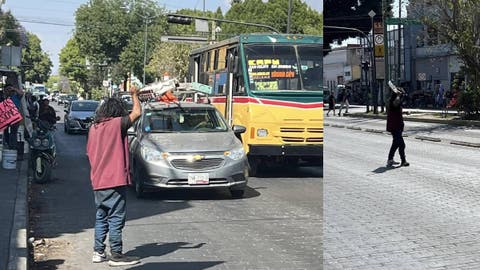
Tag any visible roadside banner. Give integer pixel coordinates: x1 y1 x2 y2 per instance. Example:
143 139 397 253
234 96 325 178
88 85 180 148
0 98 23 132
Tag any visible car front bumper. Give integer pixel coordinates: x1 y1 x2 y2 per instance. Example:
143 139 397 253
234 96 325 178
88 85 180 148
134 156 248 190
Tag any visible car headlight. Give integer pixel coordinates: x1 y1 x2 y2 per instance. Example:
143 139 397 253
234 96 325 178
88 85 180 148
257 128 268 137
33 138 41 147
41 138 50 147
224 147 245 160
141 145 168 162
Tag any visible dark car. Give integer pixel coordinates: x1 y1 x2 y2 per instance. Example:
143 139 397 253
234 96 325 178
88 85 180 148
63 94 78 107
64 100 99 134
128 101 248 198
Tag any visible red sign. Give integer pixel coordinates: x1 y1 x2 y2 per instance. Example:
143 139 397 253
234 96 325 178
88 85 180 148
0 98 23 132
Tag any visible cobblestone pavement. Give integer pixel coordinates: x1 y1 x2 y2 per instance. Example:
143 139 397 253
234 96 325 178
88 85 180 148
324 126 480 270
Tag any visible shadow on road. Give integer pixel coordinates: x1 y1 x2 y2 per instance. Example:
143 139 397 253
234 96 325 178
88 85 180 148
371 165 399 174
127 261 224 270
255 165 322 178
129 185 261 201
126 242 206 259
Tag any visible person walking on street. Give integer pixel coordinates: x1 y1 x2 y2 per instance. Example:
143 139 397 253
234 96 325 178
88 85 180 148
86 86 142 267
386 88 409 167
326 92 336 116
338 87 350 116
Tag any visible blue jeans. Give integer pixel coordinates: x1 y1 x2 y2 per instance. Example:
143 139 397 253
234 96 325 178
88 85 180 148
93 186 127 254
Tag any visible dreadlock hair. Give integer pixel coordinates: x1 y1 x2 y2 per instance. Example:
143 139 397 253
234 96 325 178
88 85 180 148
94 97 129 124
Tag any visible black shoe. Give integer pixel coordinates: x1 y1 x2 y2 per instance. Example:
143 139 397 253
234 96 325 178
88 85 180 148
401 161 410 167
108 252 140 267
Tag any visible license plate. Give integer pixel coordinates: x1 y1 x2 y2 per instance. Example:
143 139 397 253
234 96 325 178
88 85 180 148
188 173 209 185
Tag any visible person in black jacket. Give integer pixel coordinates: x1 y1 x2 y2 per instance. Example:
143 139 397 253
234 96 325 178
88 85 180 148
386 89 409 167
38 99 57 126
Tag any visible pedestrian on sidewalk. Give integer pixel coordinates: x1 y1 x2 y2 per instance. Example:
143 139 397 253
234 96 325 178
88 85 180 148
2 84 24 150
338 86 350 116
326 92 336 116
386 87 409 167
86 85 142 267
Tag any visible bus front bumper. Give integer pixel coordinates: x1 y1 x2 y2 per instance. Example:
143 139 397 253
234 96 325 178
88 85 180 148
248 144 322 157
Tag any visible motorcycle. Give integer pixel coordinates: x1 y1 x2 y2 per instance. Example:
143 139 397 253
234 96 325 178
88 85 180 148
28 118 58 183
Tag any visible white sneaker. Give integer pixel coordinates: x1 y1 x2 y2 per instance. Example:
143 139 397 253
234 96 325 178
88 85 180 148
92 251 107 263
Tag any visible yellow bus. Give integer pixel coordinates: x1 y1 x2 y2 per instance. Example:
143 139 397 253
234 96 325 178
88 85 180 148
188 34 323 175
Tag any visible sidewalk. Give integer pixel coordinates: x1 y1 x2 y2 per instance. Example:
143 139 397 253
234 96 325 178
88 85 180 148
0 156 28 270
326 105 480 148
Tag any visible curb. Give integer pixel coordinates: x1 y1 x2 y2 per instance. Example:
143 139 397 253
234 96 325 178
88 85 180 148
7 160 28 270
450 140 480 148
414 136 441 142
348 112 480 127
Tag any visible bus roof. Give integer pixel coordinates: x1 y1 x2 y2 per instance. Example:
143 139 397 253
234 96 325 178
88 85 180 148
189 33 323 55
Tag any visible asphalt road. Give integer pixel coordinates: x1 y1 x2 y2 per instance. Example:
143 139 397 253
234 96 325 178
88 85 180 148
324 124 480 270
29 103 323 270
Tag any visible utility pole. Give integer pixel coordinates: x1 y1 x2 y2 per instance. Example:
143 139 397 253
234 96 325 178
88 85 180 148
369 10 378 114
143 17 148 86
287 0 292 34
397 0 402 85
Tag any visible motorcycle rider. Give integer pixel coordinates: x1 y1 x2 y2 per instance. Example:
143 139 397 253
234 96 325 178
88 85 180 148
38 99 57 126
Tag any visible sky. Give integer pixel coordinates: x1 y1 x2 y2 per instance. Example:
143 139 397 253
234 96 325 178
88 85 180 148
2 0 323 76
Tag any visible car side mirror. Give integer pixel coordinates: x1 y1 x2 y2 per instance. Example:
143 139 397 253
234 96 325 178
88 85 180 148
232 125 246 134
127 126 136 136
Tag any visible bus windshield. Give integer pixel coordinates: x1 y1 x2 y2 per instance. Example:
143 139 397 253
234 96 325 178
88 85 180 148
244 44 322 91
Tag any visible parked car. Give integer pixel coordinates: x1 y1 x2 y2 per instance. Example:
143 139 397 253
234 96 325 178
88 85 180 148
64 100 99 134
128 101 248 198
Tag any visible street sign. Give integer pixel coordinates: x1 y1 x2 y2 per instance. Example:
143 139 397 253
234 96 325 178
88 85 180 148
375 45 384 57
386 18 422 25
417 72 427 81
195 19 209 32
374 34 384 45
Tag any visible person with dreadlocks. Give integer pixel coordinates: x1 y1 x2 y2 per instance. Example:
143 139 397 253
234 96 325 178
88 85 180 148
86 85 141 266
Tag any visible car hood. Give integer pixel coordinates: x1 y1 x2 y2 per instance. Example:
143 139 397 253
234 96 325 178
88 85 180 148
69 111 95 120
141 132 241 152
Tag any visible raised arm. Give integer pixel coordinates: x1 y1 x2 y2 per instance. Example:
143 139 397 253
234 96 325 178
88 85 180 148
128 86 142 123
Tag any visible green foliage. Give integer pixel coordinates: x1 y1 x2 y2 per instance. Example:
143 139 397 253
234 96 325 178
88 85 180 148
221 0 322 37
0 9 22 46
89 87 105 101
21 33 52 83
45 75 59 91
59 38 88 86
146 42 199 81
416 1 480 116
456 86 480 119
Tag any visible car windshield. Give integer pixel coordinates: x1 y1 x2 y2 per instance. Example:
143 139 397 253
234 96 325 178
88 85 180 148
66 95 77 100
244 44 323 91
142 107 228 133
71 101 99 111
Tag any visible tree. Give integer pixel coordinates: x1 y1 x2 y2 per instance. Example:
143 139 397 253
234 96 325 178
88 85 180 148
412 0 480 118
146 42 198 81
21 33 52 83
324 0 393 54
221 0 322 37
74 0 144 64
59 38 88 87
0 9 22 46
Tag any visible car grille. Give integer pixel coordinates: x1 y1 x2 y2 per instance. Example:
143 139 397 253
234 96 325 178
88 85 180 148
170 158 224 170
280 127 324 143
166 178 228 185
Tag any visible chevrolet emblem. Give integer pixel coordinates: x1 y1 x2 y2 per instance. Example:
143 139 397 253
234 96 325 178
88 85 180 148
193 155 204 161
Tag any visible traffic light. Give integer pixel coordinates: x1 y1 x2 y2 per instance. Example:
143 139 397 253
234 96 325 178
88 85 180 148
167 14 193 25
361 61 370 70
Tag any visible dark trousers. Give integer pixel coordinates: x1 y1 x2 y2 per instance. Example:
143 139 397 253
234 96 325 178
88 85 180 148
388 131 406 162
3 122 19 149
93 186 127 254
